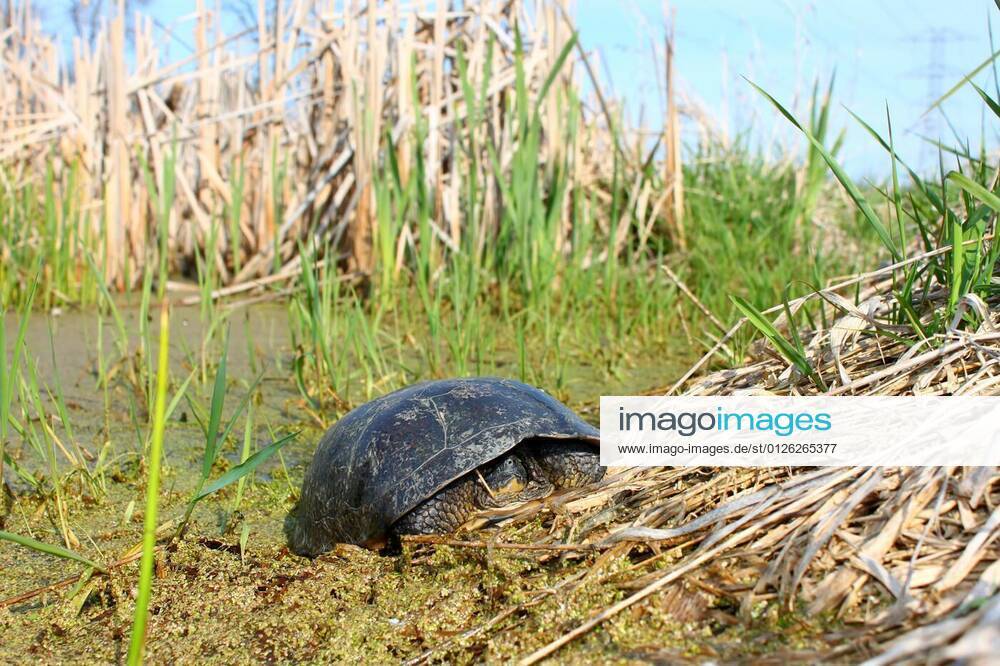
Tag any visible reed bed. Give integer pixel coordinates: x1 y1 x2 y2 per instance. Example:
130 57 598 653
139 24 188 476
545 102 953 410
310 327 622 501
0 0 684 295
0 0 849 415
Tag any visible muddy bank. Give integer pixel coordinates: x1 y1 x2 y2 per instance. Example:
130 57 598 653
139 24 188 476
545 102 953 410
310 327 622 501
2 302 755 663
1 480 836 664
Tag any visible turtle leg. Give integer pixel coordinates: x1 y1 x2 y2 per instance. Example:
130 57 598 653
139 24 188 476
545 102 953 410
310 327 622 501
393 453 533 534
393 475 480 535
516 455 555 501
527 439 605 488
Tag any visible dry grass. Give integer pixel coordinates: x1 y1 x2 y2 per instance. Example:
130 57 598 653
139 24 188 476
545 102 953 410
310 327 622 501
0 0 685 290
683 240 1000 398
399 250 1000 664
492 465 997 664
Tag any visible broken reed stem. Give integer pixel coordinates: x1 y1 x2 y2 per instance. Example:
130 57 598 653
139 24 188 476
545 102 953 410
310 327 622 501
662 264 726 333
400 535 601 552
662 2 685 250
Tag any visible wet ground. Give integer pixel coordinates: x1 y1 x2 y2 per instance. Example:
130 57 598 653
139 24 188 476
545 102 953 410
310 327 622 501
0 497 837 663
0 303 835 663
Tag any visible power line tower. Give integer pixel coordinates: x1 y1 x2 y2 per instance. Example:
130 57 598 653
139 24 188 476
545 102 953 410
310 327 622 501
905 28 974 171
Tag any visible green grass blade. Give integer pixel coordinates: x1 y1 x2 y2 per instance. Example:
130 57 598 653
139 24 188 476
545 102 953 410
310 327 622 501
532 32 578 119
202 331 230 481
885 105 907 256
192 432 297 503
731 295 820 384
232 404 254 512
947 171 1000 212
2 451 40 489
165 369 196 425
1 264 41 489
6 265 41 418
746 79 901 261
84 252 128 355
0 306 6 438
0 530 107 573
924 48 1000 115
948 210 964 314
127 302 172 665
971 82 1000 118
216 372 264 451
844 107 937 202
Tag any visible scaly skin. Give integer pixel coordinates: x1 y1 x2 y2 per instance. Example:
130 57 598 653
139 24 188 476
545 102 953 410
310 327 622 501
394 451 528 534
393 440 604 536
529 439 605 488
392 474 482 534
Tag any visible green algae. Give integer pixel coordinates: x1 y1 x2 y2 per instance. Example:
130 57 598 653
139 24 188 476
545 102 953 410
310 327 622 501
0 304 844 663
0 467 845 664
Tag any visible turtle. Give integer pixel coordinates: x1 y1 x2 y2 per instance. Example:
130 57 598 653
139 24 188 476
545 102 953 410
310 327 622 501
286 377 604 555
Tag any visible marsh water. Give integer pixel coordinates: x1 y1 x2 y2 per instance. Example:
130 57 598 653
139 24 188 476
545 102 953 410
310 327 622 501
3 303 301 490
2 298 687 483
0 299 726 663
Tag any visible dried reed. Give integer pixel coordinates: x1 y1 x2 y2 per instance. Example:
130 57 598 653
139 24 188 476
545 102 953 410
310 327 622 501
0 0 678 291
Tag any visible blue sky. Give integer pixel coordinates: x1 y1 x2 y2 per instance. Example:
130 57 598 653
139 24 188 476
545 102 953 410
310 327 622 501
574 0 998 177
46 1 998 177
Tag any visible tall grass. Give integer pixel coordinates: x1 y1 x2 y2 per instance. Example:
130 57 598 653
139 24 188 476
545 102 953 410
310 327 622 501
0 3 871 422
126 300 171 665
285 29 710 413
731 57 1000 373
176 330 288 539
0 267 40 502
2 0 640 294
0 164 97 309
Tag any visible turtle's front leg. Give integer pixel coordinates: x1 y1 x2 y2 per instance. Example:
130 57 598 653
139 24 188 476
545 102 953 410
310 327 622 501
393 476 479 535
528 440 605 488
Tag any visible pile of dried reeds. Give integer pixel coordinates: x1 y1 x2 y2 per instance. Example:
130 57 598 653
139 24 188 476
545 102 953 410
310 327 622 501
421 252 1000 663
0 0 686 290
510 465 998 663
675 241 1000 398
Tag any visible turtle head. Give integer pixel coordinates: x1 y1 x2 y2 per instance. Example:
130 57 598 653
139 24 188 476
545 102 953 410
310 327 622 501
285 498 336 557
478 453 529 504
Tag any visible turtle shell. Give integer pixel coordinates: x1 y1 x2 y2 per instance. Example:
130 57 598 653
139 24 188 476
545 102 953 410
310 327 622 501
288 377 599 553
